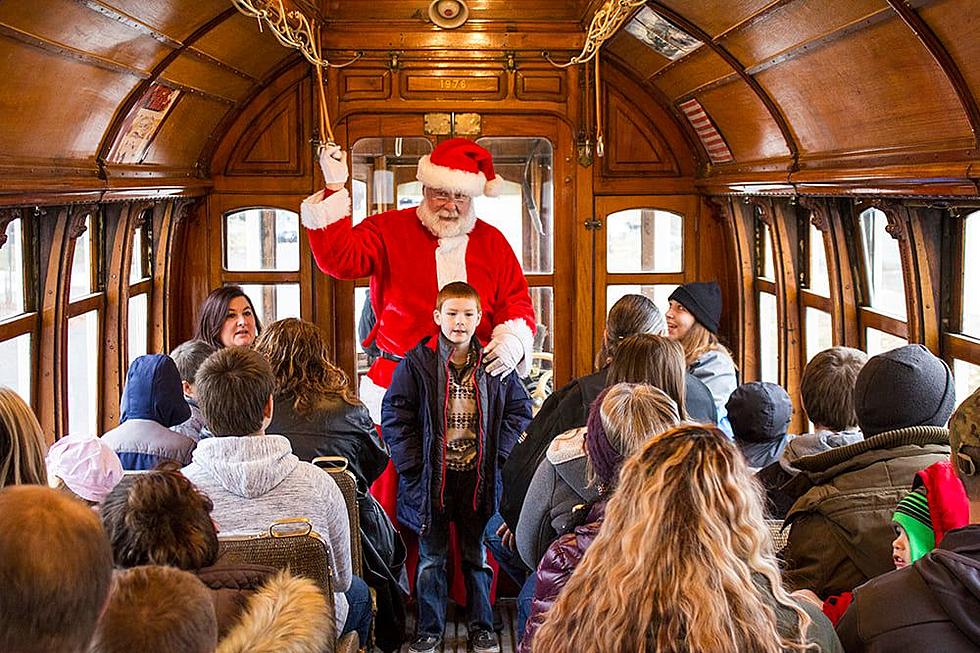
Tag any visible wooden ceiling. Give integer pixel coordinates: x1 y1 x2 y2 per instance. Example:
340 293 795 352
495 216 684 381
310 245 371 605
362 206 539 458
0 0 977 200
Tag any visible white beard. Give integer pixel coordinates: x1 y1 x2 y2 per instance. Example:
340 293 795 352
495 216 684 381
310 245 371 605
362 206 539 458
417 201 477 239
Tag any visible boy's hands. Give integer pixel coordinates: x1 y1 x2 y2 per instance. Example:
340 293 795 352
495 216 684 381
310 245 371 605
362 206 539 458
496 521 516 550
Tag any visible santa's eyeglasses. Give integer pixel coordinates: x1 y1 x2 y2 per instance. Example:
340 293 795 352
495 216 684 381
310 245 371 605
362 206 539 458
424 188 472 205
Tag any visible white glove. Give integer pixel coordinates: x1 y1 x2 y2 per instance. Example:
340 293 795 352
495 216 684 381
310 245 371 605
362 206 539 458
318 144 349 186
484 331 524 377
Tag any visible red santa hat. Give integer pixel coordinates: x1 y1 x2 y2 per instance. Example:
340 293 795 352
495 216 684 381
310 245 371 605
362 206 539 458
416 138 504 197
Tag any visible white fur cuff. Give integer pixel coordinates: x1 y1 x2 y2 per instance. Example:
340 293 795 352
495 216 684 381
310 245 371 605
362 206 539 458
301 188 351 230
493 318 535 378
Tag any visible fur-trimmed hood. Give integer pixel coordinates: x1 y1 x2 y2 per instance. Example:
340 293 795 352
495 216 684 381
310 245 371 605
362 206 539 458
218 571 333 653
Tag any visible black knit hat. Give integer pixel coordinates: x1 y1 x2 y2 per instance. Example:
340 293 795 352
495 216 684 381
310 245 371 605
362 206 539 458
726 381 793 443
669 281 722 334
854 344 955 437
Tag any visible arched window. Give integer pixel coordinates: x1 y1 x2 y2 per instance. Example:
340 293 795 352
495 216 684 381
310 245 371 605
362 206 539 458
755 215 778 382
802 222 833 363
0 213 35 404
950 210 980 405
127 210 152 365
857 207 907 355
66 211 103 435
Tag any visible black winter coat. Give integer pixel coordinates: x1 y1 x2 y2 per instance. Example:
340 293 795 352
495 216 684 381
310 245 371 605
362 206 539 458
381 335 532 535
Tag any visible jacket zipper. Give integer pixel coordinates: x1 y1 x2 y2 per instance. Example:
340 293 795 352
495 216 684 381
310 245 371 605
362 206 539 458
438 356 451 511
472 350 484 512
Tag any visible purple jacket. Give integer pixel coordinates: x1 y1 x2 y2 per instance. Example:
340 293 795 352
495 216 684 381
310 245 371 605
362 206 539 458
519 503 605 653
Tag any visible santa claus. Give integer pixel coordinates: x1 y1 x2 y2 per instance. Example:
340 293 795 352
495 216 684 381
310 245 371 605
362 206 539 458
300 138 536 423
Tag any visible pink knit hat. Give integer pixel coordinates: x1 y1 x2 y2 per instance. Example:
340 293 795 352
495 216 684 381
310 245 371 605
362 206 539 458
46 434 124 503
416 138 504 197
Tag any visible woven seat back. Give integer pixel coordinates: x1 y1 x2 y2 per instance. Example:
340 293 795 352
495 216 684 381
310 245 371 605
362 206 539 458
313 456 363 577
765 518 789 553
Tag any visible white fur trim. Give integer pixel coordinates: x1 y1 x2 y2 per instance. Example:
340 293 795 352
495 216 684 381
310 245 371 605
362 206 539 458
435 235 469 289
300 188 351 230
484 175 506 197
416 154 486 197
359 374 388 425
493 318 535 377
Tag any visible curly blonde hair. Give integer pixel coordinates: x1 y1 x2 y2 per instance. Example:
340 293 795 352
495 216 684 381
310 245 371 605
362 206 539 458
253 318 358 414
532 424 813 653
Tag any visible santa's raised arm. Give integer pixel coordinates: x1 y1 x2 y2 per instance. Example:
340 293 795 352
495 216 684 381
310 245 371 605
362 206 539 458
300 138 536 422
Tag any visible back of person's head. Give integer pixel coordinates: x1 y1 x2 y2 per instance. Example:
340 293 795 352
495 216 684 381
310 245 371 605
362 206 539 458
171 340 217 385
584 383 680 491
800 346 867 432
0 485 113 653
0 387 47 487
606 333 687 417
726 381 793 443
119 354 191 428
534 424 812 653
950 386 980 503
596 294 665 368
46 434 123 505
854 344 955 437
194 285 263 350
196 347 275 436
89 565 218 653
100 464 218 570
253 318 357 413
435 281 482 311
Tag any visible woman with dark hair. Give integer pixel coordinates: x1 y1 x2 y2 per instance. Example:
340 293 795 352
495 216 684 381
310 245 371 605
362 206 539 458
194 285 262 349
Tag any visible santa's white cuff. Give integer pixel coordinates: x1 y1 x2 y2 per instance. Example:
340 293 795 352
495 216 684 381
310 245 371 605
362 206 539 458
301 188 351 230
493 318 534 378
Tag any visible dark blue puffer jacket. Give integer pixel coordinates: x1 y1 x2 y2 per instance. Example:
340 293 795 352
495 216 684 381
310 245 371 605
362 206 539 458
381 335 532 535
101 354 194 470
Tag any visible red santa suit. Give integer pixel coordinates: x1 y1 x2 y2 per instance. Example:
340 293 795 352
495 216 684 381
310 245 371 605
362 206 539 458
300 138 536 423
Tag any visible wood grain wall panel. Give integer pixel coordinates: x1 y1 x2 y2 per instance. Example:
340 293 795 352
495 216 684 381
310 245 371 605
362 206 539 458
755 17 974 157
656 0 778 38
0 0 172 73
102 0 230 41
338 68 392 101
0 39 136 162
159 54 253 103
190 13 292 80
920 0 980 116
697 80 791 161
602 86 680 177
141 94 230 166
226 84 304 175
721 0 886 69
514 70 565 102
652 47 734 101
606 32 672 80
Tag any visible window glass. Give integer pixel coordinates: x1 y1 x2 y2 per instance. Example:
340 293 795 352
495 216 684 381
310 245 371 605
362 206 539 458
758 222 775 280
68 310 99 435
128 293 148 365
528 287 555 405
225 209 299 272
809 224 830 297
238 284 300 326
805 307 833 364
605 209 683 273
954 359 980 408
354 287 374 377
860 208 906 319
865 327 906 357
69 215 94 301
963 211 980 337
474 137 554 275
759 292 778 383
129 224 151 283
606 284 678 328
0 333 32 403
0 218 25 320
397 181 424 210
351 137 434 218
352 179 368 225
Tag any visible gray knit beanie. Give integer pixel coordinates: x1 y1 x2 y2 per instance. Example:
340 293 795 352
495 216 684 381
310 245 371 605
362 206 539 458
854 344 955 437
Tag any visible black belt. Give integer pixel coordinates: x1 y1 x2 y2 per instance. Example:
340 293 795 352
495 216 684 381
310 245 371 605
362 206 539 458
380 351 403 363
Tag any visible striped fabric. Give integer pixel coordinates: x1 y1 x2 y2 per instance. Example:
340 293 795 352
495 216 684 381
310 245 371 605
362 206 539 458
895 486 932 528
678 98 735 164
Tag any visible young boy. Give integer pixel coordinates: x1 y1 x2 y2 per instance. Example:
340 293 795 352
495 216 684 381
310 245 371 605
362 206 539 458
382 282 533 653
170 339 216 441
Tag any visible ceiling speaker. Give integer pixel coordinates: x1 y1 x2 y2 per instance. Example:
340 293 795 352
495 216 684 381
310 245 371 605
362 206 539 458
428 0 469 29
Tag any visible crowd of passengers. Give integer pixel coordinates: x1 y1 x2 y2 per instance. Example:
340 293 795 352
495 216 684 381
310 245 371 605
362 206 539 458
2 280 980 653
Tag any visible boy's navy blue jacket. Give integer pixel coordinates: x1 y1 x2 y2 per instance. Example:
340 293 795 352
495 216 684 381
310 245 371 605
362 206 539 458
381 334 532 535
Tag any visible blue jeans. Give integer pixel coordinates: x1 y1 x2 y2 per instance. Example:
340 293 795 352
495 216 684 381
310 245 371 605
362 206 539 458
482 512 536 640
342 575 372 644
416 470 494 637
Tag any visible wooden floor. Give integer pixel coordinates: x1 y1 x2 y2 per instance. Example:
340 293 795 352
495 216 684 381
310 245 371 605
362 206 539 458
395 599 520 653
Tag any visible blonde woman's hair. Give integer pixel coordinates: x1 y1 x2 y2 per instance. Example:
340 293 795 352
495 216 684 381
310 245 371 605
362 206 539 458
677 319 730 367
0 387 47 487
533 424 814 653
253 318 358 414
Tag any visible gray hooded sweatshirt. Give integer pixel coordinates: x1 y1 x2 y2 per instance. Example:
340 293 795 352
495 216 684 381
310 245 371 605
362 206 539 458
181 434 352 632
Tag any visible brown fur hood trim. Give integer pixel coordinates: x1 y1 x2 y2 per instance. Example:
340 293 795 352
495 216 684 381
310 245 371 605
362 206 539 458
217 571 333 653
